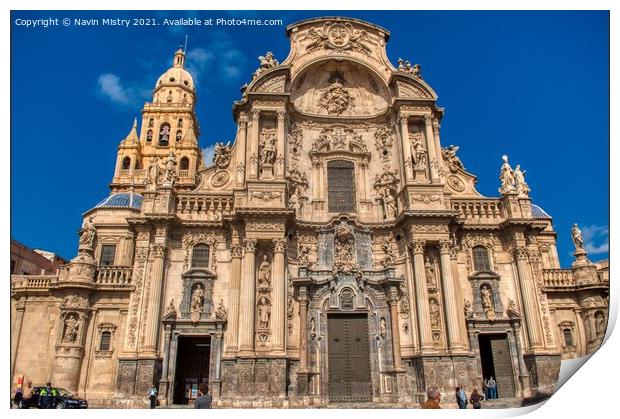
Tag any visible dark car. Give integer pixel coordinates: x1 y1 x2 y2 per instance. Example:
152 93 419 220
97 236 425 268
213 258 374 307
19 387 88 409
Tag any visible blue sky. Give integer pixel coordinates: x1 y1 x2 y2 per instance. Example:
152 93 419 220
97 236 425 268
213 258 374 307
11 10 609 266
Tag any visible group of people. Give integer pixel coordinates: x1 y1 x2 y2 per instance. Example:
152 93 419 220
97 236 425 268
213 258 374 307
421 377 498 410
12 380 57 409
148 384 212 409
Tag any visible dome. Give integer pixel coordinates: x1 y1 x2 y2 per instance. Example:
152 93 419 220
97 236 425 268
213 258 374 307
531 204 551 219
94 191 142 210
155 48 195 92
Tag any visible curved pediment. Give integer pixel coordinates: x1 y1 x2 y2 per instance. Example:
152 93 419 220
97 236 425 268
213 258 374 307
290 59 390 118
246 67 289 94
392 75 438 100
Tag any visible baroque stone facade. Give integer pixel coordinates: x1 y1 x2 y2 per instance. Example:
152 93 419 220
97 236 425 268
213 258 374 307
11 17 609 408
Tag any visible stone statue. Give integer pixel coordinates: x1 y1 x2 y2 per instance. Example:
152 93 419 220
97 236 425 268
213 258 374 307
464 299 472 317
507 298 520 317
146 157 160 190
310 317 316 336
481 285 495 320
253 51 279 79
257 255 272 290
429 300 440 328
63 314 79 342
442 145 464 172
164 299 177 319
514 164 530 196
298 244 311 267
214 141 232 169
162 152 177 186
595 313 605 336
499 155 516 194
411 134 426 167
259 130 277 166
257 297 271 328
412 63 422 79
380 242 395 268
571 223 585 250
215 299 227 320
288 186 303 211
79 216 96 248
379 317 387 338
381 186 398 219
425 256 436 286
190 284 204 323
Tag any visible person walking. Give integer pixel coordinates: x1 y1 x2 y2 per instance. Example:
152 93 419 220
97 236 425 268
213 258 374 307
456 386 467 409
421 386 441 409
21 381 33 409
194 384 212 409
469 388 484 409
148 386 158 409
488 376 497 399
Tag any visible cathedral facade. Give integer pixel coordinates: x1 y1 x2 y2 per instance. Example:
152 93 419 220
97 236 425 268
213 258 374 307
10 17 609 408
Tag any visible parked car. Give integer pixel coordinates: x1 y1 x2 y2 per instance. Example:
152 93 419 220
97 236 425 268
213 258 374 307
18 387 88 409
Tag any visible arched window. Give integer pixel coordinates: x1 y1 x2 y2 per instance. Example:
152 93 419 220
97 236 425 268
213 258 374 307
158 123 171 146
99 331 112 351
180 157 189 170
178 118 183 128
472 246 491 271
121 156 131 170
563 328 573 348
192 244 210 268
148 118 154 127
146 130 153 143
327 160 356 213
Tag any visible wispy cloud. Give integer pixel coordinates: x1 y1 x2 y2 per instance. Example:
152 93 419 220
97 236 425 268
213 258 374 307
202 145 215 167
581 224 609 255
96 73 150 107
186 31 247 86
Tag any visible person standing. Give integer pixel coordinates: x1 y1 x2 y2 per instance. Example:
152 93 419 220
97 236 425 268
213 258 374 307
488 376 497 399
421 386 441 409
148 386 158 409
13 387 22 409
469 388 484 409
194 384 212 409
39 382 56 409
455 386 467 409
21 381 33 409
482 378 489 399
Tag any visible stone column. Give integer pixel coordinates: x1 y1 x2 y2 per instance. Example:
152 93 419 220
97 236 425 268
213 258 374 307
410 240 433 351
249 110 260 179
238 239 257 356
209 331 223 397
271 239 287 354
388 288 403 370
439 241 464 351
142 244 167 355
158 323 173 405
225 244 243 354
11 300 26 380
296 287 310 395
514 246 544 350
399 115 413 182
276 110 285 178
236 113 248 186
423 115 439 182
513 323 531 397
449 245 468 348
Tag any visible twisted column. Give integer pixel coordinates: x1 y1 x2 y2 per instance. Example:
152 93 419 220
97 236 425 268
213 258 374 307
225 244 243 353
514 246 544 350
439 241 464 351
271 239 287 354
238 239 257 355
410 240 433 350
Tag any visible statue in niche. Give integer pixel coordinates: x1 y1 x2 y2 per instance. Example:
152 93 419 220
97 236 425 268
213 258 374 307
162 152 177 186
595 313 606 336
259 130 277 167
381 186 398 219
380 242 395 268
514 164 530 196
499 154 516 194
63 314 79 342
429 299 440 329
379 317 387 338
257 297 271 328
298 244 311 267
571 223 585 250
424 256 436 286
190 284 204 323
411 134 426 168
310 317 316 338
464 299 472 317
257 255 272 290
481 285 495 320
79 216 96 248
215 299 227 320
164 299 177 319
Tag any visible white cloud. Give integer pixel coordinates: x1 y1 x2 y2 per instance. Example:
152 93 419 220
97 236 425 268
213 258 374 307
202 145 215 167
185 31 247 86
96 73 150 107
581 224 609 255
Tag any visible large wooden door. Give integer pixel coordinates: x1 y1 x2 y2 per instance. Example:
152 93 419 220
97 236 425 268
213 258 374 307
327 314 372 403
173 336 211 405
490 335 515 398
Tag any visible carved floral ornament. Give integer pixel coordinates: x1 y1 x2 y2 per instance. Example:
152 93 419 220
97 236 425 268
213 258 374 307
61 295 90 310
305 21 372 55
319 81 355 115
312 125 368 154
